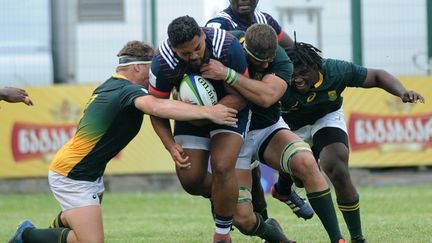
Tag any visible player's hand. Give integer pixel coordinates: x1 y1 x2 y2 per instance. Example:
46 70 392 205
401 90 425 104
0 87 34 106
168 143 191 168
200 59 228 81
206 104 238 125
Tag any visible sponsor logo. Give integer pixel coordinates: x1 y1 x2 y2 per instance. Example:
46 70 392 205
306 92 316 103
328 90 337 101
207 22 222 29
348 112 432 152
12 122 77 162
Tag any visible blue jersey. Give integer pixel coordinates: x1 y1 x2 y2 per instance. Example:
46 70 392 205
206 7 284 40
149 27 248 99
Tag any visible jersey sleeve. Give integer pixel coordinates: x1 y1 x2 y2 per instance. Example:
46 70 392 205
263 12 283 40
120 83 150 109
328 59 368 87
148 56 173 98
270 46 293 84
226 37 248 76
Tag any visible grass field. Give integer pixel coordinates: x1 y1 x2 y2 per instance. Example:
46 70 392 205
1 185 432 242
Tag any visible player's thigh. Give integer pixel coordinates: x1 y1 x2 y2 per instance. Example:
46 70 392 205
175 148 209 183
63 205 104 243
210 132 244 168
262 129 301 170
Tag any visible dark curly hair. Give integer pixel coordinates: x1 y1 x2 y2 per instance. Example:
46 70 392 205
167 16 202 48
285 41 323 70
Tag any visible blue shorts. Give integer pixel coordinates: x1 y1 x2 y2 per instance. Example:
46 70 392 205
173 106 251 150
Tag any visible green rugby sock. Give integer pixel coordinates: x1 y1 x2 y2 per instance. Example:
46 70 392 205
23 227 70 243
251 213 287 242
338 195 363 240
307 188 343 243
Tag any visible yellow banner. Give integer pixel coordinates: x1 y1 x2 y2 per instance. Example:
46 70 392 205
0 84 174 178
343 76 432 167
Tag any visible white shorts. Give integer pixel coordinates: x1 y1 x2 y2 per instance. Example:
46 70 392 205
48 170 105 211
236 117 289 169
293 108 347 146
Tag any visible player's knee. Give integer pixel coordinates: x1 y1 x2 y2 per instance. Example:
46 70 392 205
324 163 351 188
211 162 234 179
280 141 313 174
179 178 207 196
290 152 318 179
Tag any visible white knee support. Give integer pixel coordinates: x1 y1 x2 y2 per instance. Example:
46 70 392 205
280 140 312 174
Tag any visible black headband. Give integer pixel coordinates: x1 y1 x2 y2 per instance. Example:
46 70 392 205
118 55 152 66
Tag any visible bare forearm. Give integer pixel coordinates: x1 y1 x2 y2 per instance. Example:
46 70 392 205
150 115 176 150
150 99 213 121
366 69 407 97
232 74 285 107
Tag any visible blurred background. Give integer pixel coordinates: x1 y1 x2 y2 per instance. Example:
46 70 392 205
0 0 431 193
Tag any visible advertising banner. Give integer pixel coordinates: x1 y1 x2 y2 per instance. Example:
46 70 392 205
0 84 174 178
343 76 432 167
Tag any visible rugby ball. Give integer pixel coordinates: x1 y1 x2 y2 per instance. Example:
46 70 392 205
179 74 218 106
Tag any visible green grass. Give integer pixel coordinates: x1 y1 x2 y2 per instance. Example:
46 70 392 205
1 185 432 242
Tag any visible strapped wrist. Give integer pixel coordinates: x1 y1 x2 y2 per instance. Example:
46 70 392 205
225 68 238 86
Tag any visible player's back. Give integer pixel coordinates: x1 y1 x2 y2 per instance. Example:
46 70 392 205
50 76 147 181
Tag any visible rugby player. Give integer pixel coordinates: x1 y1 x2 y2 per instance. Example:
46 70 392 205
205 0 313 222
201 24 347 243
8 40 238 243
148 16 250 243
281 41 425 243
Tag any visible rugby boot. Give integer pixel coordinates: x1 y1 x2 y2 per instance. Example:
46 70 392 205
9 220 35 243
271 185 314 220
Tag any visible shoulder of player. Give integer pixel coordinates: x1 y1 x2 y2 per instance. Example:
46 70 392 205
154 38 180 70
253 10 275 24
203 27 236 58
206 9 237 29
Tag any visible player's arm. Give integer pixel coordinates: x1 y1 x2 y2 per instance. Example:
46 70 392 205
134 95 238 123
362 68 425 103
202 60 286 107
0 87 33 105
218 82 249 111
277 30 294 49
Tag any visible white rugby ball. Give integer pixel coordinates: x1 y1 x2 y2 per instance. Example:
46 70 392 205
179 74 218 106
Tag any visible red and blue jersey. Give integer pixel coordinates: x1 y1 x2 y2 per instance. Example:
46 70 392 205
149 27 248 99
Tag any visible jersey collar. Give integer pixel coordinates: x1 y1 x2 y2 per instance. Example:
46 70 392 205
112 73 129 80
313 72 324 88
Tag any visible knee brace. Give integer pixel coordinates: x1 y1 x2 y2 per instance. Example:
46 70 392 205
238 186 252 203
280 140 312 174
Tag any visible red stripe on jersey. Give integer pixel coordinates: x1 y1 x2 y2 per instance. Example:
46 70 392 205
243 68 249 78
277 31 283 41
149 86 171 98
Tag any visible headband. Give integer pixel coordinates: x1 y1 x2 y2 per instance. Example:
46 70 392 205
118 55 152 67
243 42 275 62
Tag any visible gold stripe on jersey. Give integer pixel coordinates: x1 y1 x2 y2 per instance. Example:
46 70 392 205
49 134 98 176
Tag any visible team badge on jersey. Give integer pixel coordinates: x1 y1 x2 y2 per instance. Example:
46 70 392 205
328 90 337 101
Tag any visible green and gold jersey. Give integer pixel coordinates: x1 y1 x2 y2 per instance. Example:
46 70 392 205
49 74 150 181
281 59 367 130
231 30 293 130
